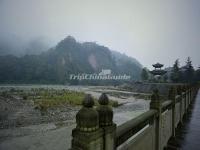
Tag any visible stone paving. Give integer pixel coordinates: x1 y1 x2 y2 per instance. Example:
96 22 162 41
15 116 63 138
179 90 200 150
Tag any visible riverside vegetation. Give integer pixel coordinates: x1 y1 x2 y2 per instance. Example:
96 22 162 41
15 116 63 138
0 85 152 129
0 88 119 113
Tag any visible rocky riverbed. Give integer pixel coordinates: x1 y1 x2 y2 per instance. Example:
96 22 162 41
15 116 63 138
0 85 150 150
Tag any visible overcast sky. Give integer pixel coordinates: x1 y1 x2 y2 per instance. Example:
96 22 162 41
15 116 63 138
0 0 200 69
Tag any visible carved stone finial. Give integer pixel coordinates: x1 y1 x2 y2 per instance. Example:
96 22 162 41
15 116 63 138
76 94 99 132
168 87 176 100
99 93 109 105
96 93 113 127
176 86 182 95
151 89 160 101
82 94 94 107
150 89 161 110
181 85 186 92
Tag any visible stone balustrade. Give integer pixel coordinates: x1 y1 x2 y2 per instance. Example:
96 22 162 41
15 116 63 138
69 84 199 150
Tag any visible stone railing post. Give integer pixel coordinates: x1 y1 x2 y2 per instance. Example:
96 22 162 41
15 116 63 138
168 86 176 137
150 89 162 150
96 93 116 150
182 86 187 115
70 94 104 150
187 85 191 106
189 85 192 105
177 86 183 124
182 86 186 111
186 85 190 105
191 86 194 100
186 85 189 110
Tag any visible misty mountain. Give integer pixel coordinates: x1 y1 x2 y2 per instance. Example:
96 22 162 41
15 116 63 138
111 51 142 75
0 34 25 56
0 36 142 84
0 34 50 56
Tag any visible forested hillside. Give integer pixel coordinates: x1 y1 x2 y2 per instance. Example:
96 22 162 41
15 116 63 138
0 36 142 84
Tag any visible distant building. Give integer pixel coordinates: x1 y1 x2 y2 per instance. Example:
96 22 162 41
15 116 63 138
150 62 167 76
99 69 111 75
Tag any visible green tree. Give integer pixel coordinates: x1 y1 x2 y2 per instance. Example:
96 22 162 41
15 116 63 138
141 68 149 81
170 59 182 83
163 74 168 82
183 57 195 83
195 67 200 82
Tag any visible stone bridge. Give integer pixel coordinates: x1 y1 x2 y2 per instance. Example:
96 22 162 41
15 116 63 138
69 84 199 150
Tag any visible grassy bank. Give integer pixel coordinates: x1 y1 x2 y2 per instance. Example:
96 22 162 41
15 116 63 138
0 88 119 112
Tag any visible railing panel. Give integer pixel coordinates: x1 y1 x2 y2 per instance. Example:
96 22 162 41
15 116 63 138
161 109 172 150
186 91 189 109
117 124 155 150
175 102 181 127
115 110 157 147
185 92 188 110
162 101 172 112
181 96 185 118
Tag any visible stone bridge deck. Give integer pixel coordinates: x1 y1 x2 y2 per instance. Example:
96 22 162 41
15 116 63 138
168 89 200 150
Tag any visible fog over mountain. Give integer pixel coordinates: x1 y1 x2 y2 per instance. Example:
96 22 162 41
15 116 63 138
0 0 200 68
0 34 51 56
